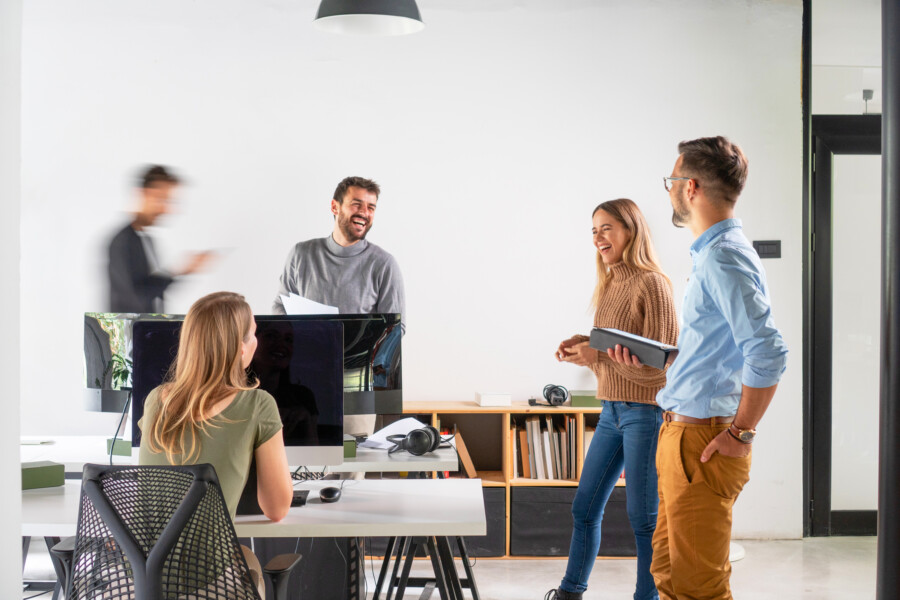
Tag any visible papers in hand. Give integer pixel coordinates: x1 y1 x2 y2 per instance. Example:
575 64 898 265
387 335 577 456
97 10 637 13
280 293 339 315
360 417 428 450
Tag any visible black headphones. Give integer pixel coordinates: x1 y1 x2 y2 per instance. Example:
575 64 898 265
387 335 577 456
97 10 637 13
528 384 569 407
387 426 450 456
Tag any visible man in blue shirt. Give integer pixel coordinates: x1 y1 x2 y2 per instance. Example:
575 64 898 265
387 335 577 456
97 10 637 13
613 136 787 599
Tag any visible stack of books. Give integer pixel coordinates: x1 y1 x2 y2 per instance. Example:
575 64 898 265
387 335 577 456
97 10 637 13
511 415 577 480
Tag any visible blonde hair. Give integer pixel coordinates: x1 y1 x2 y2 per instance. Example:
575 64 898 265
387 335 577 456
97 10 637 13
146 292 258 463
591 199 671 312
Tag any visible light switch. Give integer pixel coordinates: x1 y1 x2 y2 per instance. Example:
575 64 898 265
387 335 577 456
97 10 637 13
752 240 781 259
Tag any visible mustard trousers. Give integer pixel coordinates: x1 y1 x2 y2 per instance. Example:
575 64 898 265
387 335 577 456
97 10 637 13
651 421 751 600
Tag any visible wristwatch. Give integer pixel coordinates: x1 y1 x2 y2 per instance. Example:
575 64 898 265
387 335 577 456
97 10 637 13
728 423 757 444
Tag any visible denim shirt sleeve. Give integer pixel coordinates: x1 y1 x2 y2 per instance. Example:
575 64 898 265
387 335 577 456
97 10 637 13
705 246 788 388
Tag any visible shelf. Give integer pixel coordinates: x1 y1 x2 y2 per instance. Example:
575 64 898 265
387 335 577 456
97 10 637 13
510 478 578 487
405 400 603 414
479 471 506 486
401 402 633 559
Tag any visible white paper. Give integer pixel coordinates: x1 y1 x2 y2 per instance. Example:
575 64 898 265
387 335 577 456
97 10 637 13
280 293 339 315
359 417 429 450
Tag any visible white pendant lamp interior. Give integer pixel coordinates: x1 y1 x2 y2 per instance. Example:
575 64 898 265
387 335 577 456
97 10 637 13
314 0 425 36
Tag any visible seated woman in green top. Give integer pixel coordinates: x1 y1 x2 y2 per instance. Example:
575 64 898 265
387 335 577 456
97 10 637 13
139 291 293 522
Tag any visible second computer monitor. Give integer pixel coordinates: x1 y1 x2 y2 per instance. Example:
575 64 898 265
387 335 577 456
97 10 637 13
257 313 403 416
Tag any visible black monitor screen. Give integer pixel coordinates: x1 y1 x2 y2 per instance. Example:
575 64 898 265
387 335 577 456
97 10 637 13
132 319 344 450
258 314 402 416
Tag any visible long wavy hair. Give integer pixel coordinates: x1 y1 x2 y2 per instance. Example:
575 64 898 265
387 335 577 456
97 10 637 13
146 292 258 463
591 199 671 313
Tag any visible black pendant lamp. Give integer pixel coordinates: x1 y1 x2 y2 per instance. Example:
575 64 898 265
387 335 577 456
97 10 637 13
314 0 424 36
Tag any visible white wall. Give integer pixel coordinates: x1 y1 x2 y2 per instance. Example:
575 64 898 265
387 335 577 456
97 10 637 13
1 0 23 593
20 0 803 538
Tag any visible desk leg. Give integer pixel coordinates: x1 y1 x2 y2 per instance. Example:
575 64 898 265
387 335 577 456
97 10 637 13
348 537 362 600
435 537 463 600
386 537 409 600
44 537 64 600
22 536 30 572
455 537 480 600
394 538 421 600
425 536 453 600
373 536 397 600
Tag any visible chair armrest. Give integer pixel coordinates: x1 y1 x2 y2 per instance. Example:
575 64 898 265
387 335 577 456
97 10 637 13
263 553 302 576
50 535 76 556
263 553 302 600
49 536 77 597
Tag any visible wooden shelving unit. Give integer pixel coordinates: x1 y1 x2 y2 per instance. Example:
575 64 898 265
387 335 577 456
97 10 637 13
401 400 616 559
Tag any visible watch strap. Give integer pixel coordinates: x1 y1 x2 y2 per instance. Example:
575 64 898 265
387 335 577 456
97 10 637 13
729 423 755 444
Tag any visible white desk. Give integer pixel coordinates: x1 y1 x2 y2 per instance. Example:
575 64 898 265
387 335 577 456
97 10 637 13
21 435 459 474
22 478 486 539
22 438 471 599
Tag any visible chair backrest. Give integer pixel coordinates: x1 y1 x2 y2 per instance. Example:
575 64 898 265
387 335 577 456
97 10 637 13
69 464 260 600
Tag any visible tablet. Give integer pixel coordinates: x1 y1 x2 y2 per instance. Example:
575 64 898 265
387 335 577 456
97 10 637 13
589 327 677 370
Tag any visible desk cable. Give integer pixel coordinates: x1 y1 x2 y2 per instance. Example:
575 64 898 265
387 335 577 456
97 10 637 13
108 388 132 466
288 480 363 600
291 465 327 482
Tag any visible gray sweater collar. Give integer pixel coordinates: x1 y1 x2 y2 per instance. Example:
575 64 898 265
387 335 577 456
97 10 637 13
326 234 369 258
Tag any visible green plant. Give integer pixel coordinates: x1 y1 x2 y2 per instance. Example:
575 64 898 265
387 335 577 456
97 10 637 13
106 354 133 390
86 312 134 390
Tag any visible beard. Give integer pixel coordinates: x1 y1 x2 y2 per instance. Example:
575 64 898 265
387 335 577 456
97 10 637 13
671 193 690 228
337 212 372 242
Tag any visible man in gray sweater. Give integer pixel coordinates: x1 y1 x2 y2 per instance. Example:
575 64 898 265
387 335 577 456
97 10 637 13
272 176 405 445
272 176 405 323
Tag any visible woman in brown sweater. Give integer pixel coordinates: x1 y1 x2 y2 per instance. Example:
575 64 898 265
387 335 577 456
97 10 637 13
547 199 678 600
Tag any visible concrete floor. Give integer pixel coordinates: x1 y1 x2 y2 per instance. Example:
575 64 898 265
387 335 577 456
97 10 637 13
23 537 877 599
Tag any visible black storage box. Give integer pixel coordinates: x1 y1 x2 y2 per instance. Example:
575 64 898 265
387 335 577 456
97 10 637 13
453 487 506 557
510 486 636 557
367 487 506 558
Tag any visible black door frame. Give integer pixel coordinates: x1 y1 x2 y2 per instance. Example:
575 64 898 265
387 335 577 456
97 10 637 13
804 114 881 536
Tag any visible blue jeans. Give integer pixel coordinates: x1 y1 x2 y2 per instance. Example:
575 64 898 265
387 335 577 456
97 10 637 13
560 401 663 600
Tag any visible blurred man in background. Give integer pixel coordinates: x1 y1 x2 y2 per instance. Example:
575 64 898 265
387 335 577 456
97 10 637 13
108 165 213 313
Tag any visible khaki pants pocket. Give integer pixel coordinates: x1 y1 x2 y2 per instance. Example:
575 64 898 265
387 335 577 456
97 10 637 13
699 451 751 499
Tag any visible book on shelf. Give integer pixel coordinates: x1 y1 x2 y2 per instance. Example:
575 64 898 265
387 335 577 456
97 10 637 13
510 425 518 479
530 417 546 479
545 416 558 479
524 417 537 479
519 425 532 479
569 416 577 478
559 423 568 480
455 430 478 478
552 425 562 479
541 425 553 481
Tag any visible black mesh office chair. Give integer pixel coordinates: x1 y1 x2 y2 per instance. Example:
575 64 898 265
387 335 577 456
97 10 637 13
51 464 301 600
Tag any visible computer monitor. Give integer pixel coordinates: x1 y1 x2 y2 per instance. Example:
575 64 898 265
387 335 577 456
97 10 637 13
131 318 345 466
258 313 403 415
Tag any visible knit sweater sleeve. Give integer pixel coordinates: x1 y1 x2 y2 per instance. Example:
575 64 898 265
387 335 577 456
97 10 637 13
590 272 679 388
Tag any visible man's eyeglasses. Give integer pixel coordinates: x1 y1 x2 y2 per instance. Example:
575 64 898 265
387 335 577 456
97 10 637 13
663 176 694 192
